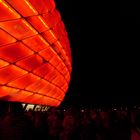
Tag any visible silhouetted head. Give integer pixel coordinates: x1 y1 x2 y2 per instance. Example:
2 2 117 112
9 102 24 115
135 113 140 128
0 100 9 116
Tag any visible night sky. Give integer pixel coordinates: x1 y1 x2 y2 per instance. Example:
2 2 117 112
55 0 139 107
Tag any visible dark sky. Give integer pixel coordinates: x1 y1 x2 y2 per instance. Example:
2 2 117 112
55 0 139 107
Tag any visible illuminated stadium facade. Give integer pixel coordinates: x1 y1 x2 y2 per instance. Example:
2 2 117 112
0 0 72 107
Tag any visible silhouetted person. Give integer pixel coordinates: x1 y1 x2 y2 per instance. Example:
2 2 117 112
110 110 131 140
0 101 35 140
131 113 140 140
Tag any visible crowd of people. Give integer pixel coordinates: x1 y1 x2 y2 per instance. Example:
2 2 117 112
0 101 140 140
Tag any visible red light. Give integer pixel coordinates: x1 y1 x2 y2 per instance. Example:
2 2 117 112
0 29 16 46
0 19 37 40
0 0 20 21
22 35 49 52
0 42 34 63
6 0 38 17
27 15 49 33
29 0 55 14
0 0 72 106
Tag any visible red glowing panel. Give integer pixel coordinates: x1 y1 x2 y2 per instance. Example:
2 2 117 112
0 59 9 68
57 94 65 101
29 0 55 14
57 93 65 101
56 90 64 98
60 49 66 61
68 66 72 74
52 41 63 54
61 83 68 92
0 86 19 98
44 69 58 81
0 42 34 63
7 90 34 102
0 29 16 46
40 97 60 107
60 39 69 56
27 15 49 33
6 0 38 17
52 75 66 87
48 87 58 98
39 47 56 61
59 36 69 50
53 22 65 38
16 54 43 71
0 0 20 21
62 67 68 76
42 9 60 28
8 73 40 89
0 65 27 85
52 9 61 22
55 89 63 98
42 30 57 44
33 63 54 77
52 26 61 40
0 19 37 40
18 91 39 103
30 96 46 104
46 87 55 98
12 90 33 101
38 83 53 95
59 21 67 36
57 63 65 73
23 94 43 103
22 35 49 52
65 57 70 66
59 54 65 63
60 21 67 34
50 55 62 67
65 73 70 83
25 79 48 93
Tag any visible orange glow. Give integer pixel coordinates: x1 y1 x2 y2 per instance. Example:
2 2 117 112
25 79 47 93
42 30 57 44
8 73 40 89
38 82 55 95
39 47 56 61
22 35 50 52
42 9 60 28
33 63 54 77
0 0 20 21
50 55 62 67
0 29 16 46
52 75 67 87
0 86 20 98
16 54 43 71
0 65 28 85
0 0 72 106
6 0 38 17
29 0 55 14
27 15 49 33
52 41 63 54
0 42 34 63
57 63 65 73
44 69 58 82
0 59 9 68
65 73 70 83
0 19 37 40
61 83 68 92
